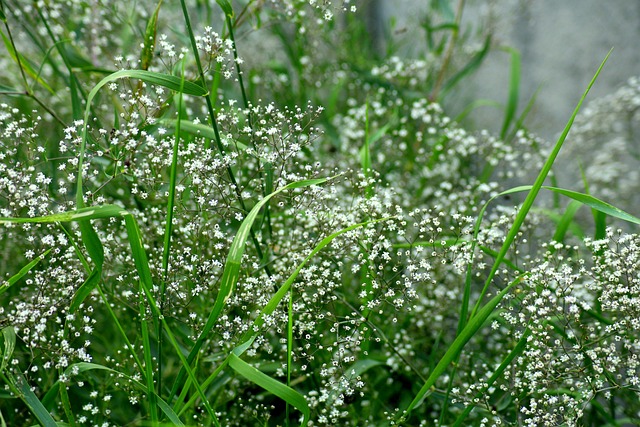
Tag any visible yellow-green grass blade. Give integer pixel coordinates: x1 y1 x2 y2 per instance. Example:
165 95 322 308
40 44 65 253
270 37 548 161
228 354 309 426
170 176 333 397
0 249 51 297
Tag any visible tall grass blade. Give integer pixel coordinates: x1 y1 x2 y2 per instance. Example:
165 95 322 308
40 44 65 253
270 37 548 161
141 0 163 71
452 327 532 426
7 372 58 427
175 218 389 414
171 177 333 396
551 200 584 242
0 31 54 93
397 276 523 424
216 0 234 17
228 354 310 426
440 35 491 100
468 48 612 320
499 47 521 139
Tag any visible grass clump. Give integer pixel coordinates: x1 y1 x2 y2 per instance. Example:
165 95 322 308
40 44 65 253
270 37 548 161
0 1 639 426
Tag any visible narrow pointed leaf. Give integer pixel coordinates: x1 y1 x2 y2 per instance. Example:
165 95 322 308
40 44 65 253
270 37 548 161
0 250 50 297
399 277 522 423
141 0 163 70
216 0 234 17
228 354 309 426
0 327 16 372
9 373 57 427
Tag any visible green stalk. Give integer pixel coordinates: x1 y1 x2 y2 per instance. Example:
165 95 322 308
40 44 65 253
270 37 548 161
158 60 187 401
177 0 271 279
286 287 294 427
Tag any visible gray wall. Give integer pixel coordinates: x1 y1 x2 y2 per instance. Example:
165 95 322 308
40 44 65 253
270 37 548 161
380 0 640 140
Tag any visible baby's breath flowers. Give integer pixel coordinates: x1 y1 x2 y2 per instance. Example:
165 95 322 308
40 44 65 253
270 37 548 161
1 1 638 426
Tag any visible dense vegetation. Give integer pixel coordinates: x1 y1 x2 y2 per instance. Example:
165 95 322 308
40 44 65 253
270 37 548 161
1 1 639 426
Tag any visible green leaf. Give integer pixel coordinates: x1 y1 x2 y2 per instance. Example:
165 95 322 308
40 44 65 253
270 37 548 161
216 0 234 17
551 200 584 242
0 204 128 224
228 354 309 426
0 249 50 297
504 185 640 226
69 268 101 313
141 0 163 70
9 373 58 427
78 220 104 267
0 327 16 373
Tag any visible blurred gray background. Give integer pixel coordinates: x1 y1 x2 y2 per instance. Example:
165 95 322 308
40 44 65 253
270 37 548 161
369 0 640 140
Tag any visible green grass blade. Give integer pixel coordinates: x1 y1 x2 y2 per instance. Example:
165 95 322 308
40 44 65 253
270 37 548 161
0 250 50 297
440 35 491 100
551 200 584 242
69 268 101 313
159 119 249 152
397 276 523 424
499 47 521 139
0 327 16 373
238 217 390 348
452 327 532 426
179 177 332 369
7 372 58 427
216 0 234 17
0 30 54 93
77 70 208 207
504 185 640 225
228 354 309 426
141 0 163 70
169 178 333 400
176 217 388 415
0 205 127 224
469 48 612 320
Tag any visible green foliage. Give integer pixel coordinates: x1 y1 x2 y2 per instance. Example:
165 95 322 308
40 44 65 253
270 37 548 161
0 1 637 426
